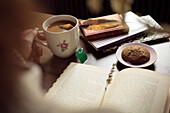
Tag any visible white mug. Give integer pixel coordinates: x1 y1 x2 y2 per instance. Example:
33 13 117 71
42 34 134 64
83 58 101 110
39 15 79 58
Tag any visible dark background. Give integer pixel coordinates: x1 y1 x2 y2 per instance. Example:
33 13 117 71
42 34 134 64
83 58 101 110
34 0 170 24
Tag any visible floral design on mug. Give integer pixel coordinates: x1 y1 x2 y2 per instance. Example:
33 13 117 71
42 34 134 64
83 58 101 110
57 40 69 52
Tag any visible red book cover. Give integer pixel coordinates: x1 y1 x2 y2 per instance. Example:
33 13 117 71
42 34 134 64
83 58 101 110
79 14 129 41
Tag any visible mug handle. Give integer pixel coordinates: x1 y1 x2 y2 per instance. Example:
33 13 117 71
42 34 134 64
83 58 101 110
35 30 48 47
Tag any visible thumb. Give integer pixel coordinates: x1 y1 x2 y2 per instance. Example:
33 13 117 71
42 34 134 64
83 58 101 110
22 28 39 43
31 27 39 40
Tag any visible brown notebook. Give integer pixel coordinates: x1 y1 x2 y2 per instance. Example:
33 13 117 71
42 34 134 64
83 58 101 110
79 14 129 41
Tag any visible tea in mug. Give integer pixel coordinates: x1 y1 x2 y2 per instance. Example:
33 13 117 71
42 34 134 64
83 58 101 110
47 20 75 32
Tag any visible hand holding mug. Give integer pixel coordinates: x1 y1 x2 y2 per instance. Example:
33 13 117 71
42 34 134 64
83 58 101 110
18 28 45 63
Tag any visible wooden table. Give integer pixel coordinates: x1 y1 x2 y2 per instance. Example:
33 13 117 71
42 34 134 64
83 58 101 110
31 12 170 91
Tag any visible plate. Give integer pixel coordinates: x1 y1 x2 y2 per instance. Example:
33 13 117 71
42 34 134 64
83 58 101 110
116 43 157 68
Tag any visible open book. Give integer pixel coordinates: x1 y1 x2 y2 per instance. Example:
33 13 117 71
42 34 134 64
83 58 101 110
45 62 170 113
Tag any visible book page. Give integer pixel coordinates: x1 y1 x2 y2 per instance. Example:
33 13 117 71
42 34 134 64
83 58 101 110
45 62 115 112
163 88 170 113
102 68 170 113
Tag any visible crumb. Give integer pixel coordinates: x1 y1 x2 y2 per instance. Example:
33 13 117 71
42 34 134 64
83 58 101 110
59 24 73 30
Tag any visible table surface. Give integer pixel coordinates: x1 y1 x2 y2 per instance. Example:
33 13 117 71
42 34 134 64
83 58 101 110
30 12 170 91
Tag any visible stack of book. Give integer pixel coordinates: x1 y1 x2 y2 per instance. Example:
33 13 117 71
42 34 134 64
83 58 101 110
79 11 167 51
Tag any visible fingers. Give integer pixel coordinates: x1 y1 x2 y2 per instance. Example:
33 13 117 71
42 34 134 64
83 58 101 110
37 33 46 41
22 27 46 42
28 41 43 63
34 41 43 57
21 28 39 43
20 27 45 62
